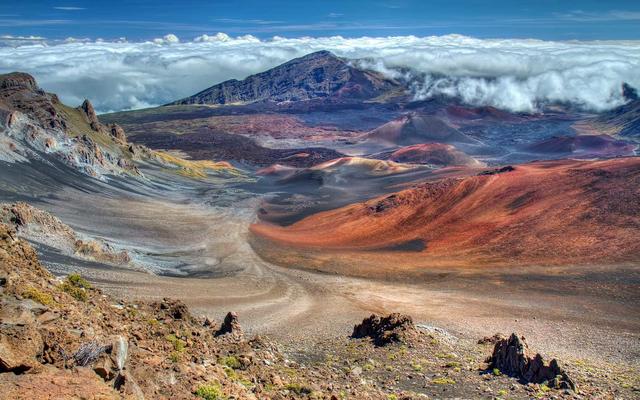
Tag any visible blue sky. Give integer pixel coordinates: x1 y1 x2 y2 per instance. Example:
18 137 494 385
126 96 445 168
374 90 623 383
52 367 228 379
1 0 640 41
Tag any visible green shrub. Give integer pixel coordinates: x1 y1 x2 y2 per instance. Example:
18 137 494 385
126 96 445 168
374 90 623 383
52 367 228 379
363 362 375 371
165 334 186 352
22 286 54 306
169 350 181 363
445 361 461 368
432 377 456 385
59 281 88 301
67 273 91 289
285 382 313 395
219 355 241 369
59 273 91 301
195 383 225 400
222 366 237 380
492 367 502 376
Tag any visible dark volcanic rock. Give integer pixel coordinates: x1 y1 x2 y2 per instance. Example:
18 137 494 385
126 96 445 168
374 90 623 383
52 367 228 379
171 50 402 106
0 72 37 91
79 99 101 131
109 123 127 144
351 313 417 346
215 312 243 337
622 83 638 102
156 298 192 321
478 165 515 176
0 72 66 130
489 333 576 391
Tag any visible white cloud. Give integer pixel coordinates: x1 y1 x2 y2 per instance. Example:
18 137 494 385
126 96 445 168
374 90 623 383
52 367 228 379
152 33 180 45
0 34 638 113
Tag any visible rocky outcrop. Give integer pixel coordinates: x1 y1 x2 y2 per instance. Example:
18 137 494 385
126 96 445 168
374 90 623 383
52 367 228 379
351 313 417 346
0 72 143 179
109 123 127 144
488 333 576 391
79 99 101 131
171 50 402 105
216 311 243 337
155 298 192 322
0 72 37 91
0 72 66 130
0 202 130 266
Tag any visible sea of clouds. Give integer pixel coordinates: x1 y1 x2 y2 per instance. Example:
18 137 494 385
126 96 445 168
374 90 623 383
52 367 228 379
0 33 638 113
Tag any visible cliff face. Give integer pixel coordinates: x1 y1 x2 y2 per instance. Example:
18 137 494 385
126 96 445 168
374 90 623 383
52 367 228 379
172 51 403 105
0 72 140 179
0 72 67 130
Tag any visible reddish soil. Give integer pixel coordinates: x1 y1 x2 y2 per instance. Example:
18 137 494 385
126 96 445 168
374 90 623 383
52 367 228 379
251 157 640 270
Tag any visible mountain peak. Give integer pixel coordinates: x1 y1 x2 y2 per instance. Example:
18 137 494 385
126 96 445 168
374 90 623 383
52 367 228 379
297 50 338 60
171 51 401 106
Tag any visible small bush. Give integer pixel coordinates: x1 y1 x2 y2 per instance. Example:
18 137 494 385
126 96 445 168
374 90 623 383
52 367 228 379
165 334 186 352
363 362 375 371
59 281 88 301
195 383 225 400
222 366 237 380
67 273 91 289
219 355 241 369
445 361 460 368
22 286 54 306
432 377 456 385
59 273 91 302
492 367 502 376
285 382 313 395
169 351 181 363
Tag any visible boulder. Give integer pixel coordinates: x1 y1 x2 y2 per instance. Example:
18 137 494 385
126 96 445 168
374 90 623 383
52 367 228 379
109 124 127 145
215 311 243 337
351 313 417 346
155 298 192 321
0 323 43 373
488 333 576 391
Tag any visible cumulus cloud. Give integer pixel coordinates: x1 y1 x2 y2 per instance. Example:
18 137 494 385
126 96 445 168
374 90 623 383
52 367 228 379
153 33 180 44
0 34 638 113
